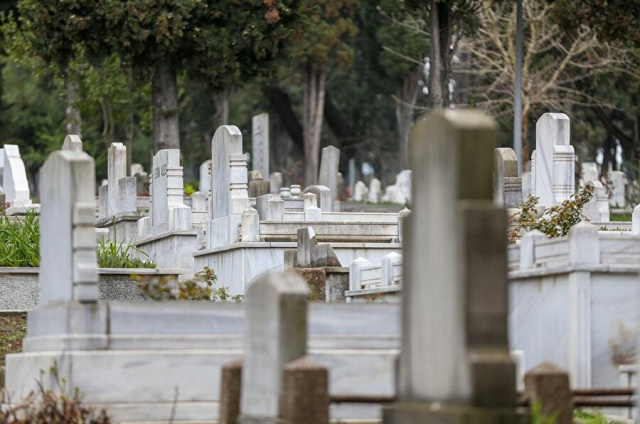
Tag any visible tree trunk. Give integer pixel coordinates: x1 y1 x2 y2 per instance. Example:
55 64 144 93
397 67 422 169
213 88 230 128
65 81 82 136
428 0 452 109
302 63 327 186
152 59 180 152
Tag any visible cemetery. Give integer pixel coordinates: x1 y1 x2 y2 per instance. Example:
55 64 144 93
0 1 639 423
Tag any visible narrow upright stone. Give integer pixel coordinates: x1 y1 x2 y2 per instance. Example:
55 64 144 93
199 159 212 198
524 363 573 424
40 151 98 304
107 143 127 217
117 176 137 214
252 113 270 179
297 227 317 268
494 148 522 207
211 126 249 218
239 271 309 422
2 145 31 206
318 146 340 210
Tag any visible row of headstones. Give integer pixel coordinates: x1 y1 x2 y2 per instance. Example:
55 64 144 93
217 109 524 423
352 170 412 205
581 162 629 208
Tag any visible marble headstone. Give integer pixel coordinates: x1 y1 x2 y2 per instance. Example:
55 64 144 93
318 145 340 210
61 134 83 152
107 143 127 217
252 113 270 180
2 145 32 208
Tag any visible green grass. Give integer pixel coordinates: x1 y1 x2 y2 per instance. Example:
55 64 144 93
0 314 27 366
0 211 40 267
96 237 156 269
611 212 632 222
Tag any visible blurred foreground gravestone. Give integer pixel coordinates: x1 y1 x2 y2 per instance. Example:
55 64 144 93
384 110 526 423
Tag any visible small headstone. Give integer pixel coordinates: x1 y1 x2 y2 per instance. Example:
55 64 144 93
581 162 599 183
249 177 270 198
239 271 309 421
256 194 285 222
270 172 283 194
609 170 627 207
61 134 83 152
241 207 260 242
353 181 368 202
395 170 412 205
368 178 381 203
304 206 322 222
303 193 317 209
40 150 98 305
524 363 573 424
191 191 208 212
199 160 212 197
251 113 270 179
318 145 340 210
301 185 332 212
297 227 317 268
117 177 137 214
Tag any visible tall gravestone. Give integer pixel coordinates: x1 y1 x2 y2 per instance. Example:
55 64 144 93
239 271 309 423
107 143 127 217
211 125 250 219
252 113 270 180
384 110 523 422
40 151 98 304
494 148 522 208
200 159 212 200
318 146 340 210
149 149 191 231
533 113 575 207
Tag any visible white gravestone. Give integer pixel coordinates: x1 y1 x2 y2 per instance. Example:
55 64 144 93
107 143 127 217
318 145 340 210
239 271 308 422
581 162 599 184
211 125 249 218
395 170 412 205
369 178 381 203
252 113 270 180
353 181 368 202
494 148 522 208
61 134 83 152
533 113 575 207
199 159 212 199
149 149 191 232
609 171 627 207
3 145 33 209
40 150 98 305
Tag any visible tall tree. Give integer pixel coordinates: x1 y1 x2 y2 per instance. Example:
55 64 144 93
456 0 637 160
15 0 297 153
377 0 429 168
289 0 358 185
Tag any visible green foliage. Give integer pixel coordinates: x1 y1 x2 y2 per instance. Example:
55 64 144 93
509 184 595 242
610 212 632 222
289 0 359 68
0 313 27 367
376 0 429 80
574 408 620 424
0 211 40 267
530 401 558 424
138 266 243 302
184 181 197 197
96 237 155 269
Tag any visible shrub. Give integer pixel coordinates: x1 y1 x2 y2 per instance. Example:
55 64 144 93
0 211 40 267
509 184 594 243
138 267 243 302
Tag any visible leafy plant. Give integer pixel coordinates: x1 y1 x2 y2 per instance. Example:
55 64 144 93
184 182 197 197
138 267 243 302
574 408 620 424
509 184 595 243
96 237 155 269
530 401 558 424
0 210 40 267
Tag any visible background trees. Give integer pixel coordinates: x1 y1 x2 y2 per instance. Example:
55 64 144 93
0 0 638 190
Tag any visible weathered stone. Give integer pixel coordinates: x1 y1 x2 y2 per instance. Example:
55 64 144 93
256 194 284 222
252 113 270 179
610 170 627 207
296 268 326 301
493 148 521 207
301 185 332 212
249 179 270 198
369 178 381 203
524 363 573 424
117 176 137 214
318 146 340 210
239 271 309 422
199 160 212 197
219 358 243 424
297 227 317 268
281 357 329 424
269 172 283 194
241 208 260 242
